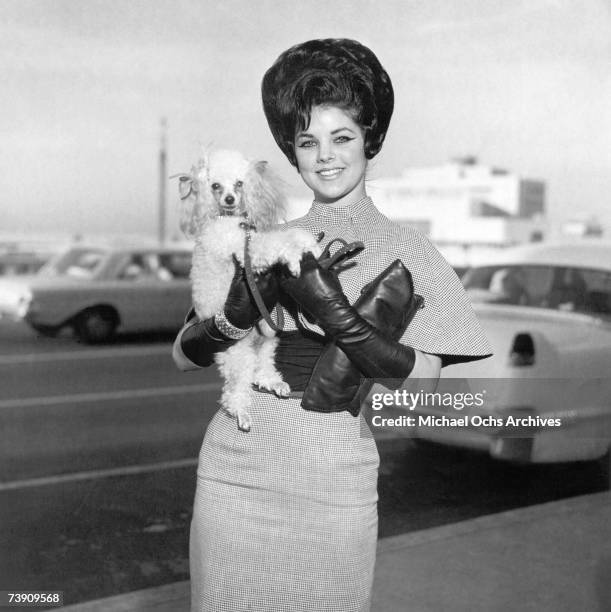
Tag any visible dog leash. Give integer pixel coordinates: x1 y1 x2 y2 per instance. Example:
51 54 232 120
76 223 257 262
242 227 285 333
242 230 365 333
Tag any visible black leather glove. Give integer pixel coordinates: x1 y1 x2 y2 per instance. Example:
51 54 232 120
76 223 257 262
179 315 235 367
280 253 416 380
180 260 279 367
301 259 423 415
223 258 279 329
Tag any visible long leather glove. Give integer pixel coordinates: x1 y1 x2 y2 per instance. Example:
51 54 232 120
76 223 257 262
180 261 279 367
302 259 422 415
280 253 416 380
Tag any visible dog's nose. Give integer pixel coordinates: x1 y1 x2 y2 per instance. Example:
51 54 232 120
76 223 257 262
224 195 235 206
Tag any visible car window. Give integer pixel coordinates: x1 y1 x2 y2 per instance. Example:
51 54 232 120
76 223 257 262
39 248 107 278
452 266 468 279
118 254 161 281
463 265 536 306
464 264 611 318
566 267 611 317
519 267 555 304
117 252 190 281
160 252 191 279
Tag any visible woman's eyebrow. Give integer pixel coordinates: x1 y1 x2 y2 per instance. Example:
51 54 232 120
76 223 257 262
296 127 356 138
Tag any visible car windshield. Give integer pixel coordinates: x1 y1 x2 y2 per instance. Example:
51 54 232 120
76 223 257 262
38 247 108 279
463 264 611 319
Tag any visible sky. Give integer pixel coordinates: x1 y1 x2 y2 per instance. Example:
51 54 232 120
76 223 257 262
1 0 610 240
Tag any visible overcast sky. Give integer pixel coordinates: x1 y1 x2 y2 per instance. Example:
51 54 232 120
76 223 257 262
1 0 610 239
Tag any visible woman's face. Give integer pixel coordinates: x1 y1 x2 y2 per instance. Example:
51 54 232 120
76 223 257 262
294 105 367 207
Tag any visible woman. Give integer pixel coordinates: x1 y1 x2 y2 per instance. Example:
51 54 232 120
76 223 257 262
173 38 491 612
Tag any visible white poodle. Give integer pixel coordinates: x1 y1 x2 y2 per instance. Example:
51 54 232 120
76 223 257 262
176 149 320 432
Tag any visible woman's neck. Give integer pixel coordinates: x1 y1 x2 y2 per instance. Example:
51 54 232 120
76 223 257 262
313 185 368 209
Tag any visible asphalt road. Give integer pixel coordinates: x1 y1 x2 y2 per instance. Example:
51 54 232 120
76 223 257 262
0 320 608 607
0 322 218 481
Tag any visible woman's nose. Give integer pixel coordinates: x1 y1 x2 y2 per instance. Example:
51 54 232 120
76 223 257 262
317 142 336 163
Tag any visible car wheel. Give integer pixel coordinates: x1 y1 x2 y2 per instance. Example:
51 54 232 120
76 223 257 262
73 307 118 343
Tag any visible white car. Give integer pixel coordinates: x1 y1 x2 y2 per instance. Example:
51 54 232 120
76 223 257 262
0 244 193 342
411 241 611 463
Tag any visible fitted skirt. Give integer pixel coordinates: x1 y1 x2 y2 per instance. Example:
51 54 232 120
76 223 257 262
190 391 380 612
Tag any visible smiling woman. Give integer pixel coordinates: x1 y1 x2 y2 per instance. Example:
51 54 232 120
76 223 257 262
175 38 492 612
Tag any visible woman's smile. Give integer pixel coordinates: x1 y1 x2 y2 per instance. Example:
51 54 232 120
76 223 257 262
317 167 344 179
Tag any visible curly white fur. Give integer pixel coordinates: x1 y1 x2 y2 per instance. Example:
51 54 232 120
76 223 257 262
178 149 320 431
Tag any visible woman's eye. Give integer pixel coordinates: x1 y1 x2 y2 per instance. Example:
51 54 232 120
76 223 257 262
297 140 316 148
334 135 354 143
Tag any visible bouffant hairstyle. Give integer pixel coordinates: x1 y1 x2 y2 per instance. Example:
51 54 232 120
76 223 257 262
261 38 394 166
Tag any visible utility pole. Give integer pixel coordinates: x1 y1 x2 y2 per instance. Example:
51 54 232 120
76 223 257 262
158 117 167 245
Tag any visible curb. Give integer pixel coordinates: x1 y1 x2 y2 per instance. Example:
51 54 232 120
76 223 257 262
377 489 610 553
58 491 610 611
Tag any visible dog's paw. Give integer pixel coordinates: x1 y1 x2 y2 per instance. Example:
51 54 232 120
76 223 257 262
272 381 291 398
236 411 252 433
255 377 291 398
285 245 317 277
286 257 302 277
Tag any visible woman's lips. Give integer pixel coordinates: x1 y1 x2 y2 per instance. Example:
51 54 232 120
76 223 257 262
317 168 344 179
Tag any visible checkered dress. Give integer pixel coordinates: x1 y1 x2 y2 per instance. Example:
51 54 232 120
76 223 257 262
188 197 491 611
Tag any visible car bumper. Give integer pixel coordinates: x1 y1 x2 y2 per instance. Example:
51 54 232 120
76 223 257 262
0 289 33 321
0 303 24 321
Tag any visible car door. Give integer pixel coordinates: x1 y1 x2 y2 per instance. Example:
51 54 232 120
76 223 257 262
112 251 175 331
156 251 193 326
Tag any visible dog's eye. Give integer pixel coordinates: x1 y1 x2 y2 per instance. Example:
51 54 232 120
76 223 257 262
211 182 221 190
235 181 243 190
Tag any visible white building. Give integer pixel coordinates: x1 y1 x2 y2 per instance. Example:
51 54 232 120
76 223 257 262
354 157 545 267
367 156 546 244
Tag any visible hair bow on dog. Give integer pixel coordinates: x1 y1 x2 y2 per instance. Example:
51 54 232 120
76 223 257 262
170 171 199 200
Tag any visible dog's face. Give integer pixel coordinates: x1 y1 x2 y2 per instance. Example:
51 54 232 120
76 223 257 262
178 148 286 238
200 149 252 218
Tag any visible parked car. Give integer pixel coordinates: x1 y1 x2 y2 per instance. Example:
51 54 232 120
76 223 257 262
0 244 193 342
0 251 51 276
410 241 611 463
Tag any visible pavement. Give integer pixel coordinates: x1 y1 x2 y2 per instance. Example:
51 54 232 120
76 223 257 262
58 489 611 612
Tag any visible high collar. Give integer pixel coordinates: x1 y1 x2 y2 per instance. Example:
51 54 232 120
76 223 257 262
306 196 381 225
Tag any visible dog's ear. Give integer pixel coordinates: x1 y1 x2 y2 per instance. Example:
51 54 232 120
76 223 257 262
254 160 268 175
173 169 203 239
243 160 286 230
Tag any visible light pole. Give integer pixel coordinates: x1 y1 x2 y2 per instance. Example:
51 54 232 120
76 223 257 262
158 117 167 245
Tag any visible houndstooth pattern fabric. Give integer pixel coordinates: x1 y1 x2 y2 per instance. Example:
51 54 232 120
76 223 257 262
188 197 491 611
191 396 378 611
279 196 492 361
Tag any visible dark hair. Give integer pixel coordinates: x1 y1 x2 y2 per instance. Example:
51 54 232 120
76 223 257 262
261 38 394 166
